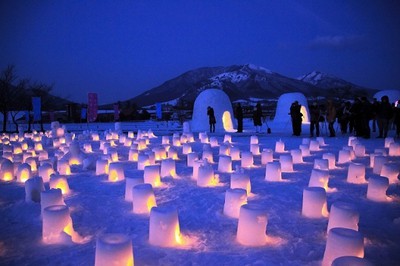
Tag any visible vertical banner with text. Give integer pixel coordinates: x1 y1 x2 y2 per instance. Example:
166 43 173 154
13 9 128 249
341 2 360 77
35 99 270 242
87 93 98 122
32 97 41 122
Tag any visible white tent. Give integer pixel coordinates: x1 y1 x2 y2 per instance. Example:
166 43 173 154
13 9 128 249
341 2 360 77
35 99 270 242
373 90 400 104
191 89 235 132
273 92 310 123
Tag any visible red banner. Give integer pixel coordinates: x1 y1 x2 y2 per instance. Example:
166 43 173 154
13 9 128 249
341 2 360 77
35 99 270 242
87 93 98 122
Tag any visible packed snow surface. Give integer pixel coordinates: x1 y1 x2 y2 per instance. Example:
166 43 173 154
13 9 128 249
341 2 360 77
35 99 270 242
0 120 399 266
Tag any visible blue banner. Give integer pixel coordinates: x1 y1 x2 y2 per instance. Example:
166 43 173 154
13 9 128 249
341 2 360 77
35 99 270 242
32 97 41 121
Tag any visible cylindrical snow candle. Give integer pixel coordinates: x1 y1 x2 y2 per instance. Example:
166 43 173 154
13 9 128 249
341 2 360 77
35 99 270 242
143 165 161 187
322 228 364 266
231 170 251 194
41 189 65 216
223 188 247 218
218 155 232 173
309 140 320 151
210 137 218 147
250 144 261 155
108 163 125 182
338 150 351 164
132 183 157 214
187 152 198 167
137 154 150 170
16 163 32 183
279 154 293 172
230 147 241 161
327 201 359 232
308 169 329 190
290 149 303 164
1 159 14 181
223 134 232 143
25 176 45 202
128 149 139 162
261 149 274 165
161 158 177 178
42 205 71 244
172 136 181 147
354 144 366 157
49 175 70 195
241 152 254 168
39 163 55 182
182 143 192 155
314 158 329 171
347 163 366 184
96 159 109 175
299 144 311 157
275 140 285 153
302 187 328 218
389 142 400 156
237 204 268 246
57 159 71 175
265 162 282 182
162 136 170 145
149 206 181 247
322 153 336 169
197 163 217 187
202 150 214 163
153 147 167 161
373 155 387 175
95 234 134 266
219 144 231 156
367 176 389 202
250 135 259 145
125 176 144 201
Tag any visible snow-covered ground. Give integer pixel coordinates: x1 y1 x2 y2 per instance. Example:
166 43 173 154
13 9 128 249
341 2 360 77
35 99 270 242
0 119 399 266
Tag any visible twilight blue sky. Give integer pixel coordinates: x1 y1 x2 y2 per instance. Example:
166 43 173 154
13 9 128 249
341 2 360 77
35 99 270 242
1 0 399 104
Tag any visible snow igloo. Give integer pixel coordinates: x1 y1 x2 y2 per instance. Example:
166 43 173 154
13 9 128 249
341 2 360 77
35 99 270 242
373 90 400 105
273 92 310 123
191 89 235 132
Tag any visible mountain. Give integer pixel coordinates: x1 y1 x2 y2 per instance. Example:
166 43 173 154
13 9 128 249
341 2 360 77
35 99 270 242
122 64 376 108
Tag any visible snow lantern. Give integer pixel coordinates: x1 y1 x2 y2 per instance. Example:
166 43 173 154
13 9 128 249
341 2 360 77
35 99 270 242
302 187 328 218
197 162 218 187
380 163 399 184
250 144 261 155
191 89 235 132
367 176 389 202
137 154 150 170
313 158 329 171
202 150 214 163
153 147 167 160
186 152 198 167
0 159 14 181
149 206 182 247
322 228 364 266
265 162 282 182
209 137 218 147
162 136 169 145
347 163 366 184
250 135 258 145
95 234 134 266
199 132 209 143
327 202 359 232
338 150 351 164
299 144 311 157
108 163 125 182
322 153 336 169
160 158 177 178
143 165 161 187
167 148 179 160
223 188 247 218
236 204 268 246
308 169 329 190
41 189 65 216
230 147 241 161
192 159 204 180
316 137 326 146
25 176 45 202
389 142 400 156
132 183 157 214
38 163 55 182
331 256 373 266
373 156 388 175
261 149 274 165
125 176 144 201
241 151 254 168
218 155 232 173
128 149 139 162
275 140 285 153
223 134 232 143
49 175 70 195
172 136 181 147
219 143 231 156
274 92 309 124
354 144 366 157
96 159 109 175
182 143 192 155
290 149 303 164
16 163 32 183
57 159 71 175
279 154 293 172
230 169 251 194
309 140 320 151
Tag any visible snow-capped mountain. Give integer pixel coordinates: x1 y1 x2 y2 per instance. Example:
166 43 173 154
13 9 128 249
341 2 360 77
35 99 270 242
124 65 375 107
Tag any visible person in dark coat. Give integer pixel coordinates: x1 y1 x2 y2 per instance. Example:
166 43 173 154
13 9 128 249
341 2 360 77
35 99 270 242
394 100 400 139
253 103 263 133
235 103 243 133
289 101 302 136
207 106 216 133
376 95 393 138
309 102 321 137
326 99 336 137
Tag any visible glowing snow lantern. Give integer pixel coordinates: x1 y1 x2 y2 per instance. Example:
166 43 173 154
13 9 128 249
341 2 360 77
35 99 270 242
354 144 366 157
108 149 119 162
128 149 139 162
124 138 133 147
210 137 218 147
96 159 109 175
250 144 261 155
125 176 144 201
1 159 14 181
197 162 218 187
34 142 43 151
83 143 93 153
322 153 336 169
199 132 209 143
185 132 195 142
219 144 230 156
172 136 181 147
162 136 170 145
95 234 134 266
322 228 364 266
348 136 358 146
202 149 214 163
180 134 188 144
49 175 70 195
261 149 274 165
236 204 268 246
347 163 366 184
41 189 65 216
132 183 157 214
275 140 285 153
57 159 71 175
250 135 258 145
149 206 182 247
241 151 254 168
137 154 150 170
309 140 320 151
385 137 395 148
389 142 400 156
344 146 356 160
308 169 329 190
161 158 177 178
331 256 373 266
153 147 167 160
182 143 192 155
223 188 247 218
338 150 351 164
265 162 282 182
223 134 232 143
380 163 399 184
372 156 387 175
167 148 179 160
290 149 303 164
327 201 359 232
38 163 55 183
314 158 329 171
230 169 251 194
13 143 23 155
39 150 49 161
369 153 380 168
230 147 241 161
192 159 204 180
144 165 161 187
108 163 125 182
137 139 147 150
367 176 389 202
299 144 311 156
218 155 232 173
301 187 328 218
16 163 32 183
279 154 293 172
25 176 45 202
186 152 198 167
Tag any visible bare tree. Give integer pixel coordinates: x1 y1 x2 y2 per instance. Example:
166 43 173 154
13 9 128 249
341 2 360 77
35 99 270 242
0 65 19 132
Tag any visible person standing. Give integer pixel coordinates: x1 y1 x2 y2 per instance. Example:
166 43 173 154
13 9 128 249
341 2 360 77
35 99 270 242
290 101 302 136
326 99 337 137
376 95 393 138
235 103 243 133
394 100 400 139
207 106 216 133
253 103 263 133
309 102 321 137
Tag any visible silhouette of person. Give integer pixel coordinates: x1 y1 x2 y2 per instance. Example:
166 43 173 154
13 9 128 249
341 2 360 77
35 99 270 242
207 106 216 133
290 101 302 136
309 102 321 137
235 103 243 133
253 103 263 133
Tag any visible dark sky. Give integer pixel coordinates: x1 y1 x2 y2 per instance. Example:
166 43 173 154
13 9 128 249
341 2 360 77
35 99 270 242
1 1 399 104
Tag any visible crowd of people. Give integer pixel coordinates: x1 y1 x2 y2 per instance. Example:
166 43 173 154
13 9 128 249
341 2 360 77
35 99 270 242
206 95 400 139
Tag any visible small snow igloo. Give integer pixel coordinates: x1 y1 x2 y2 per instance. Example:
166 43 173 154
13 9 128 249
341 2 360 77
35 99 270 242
191 89 235 132
274 92 309 123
